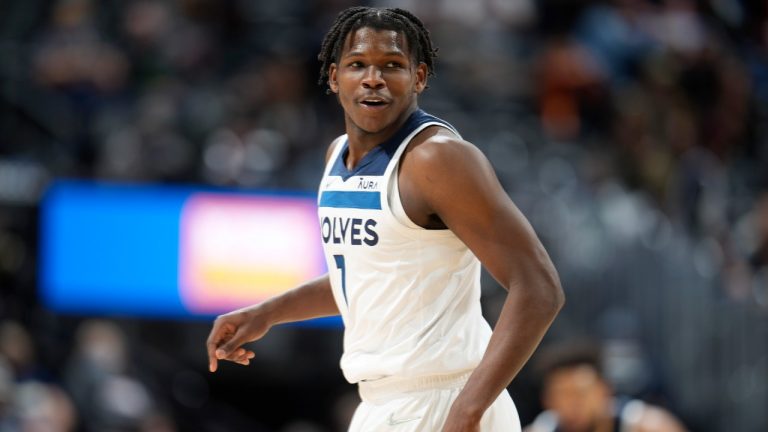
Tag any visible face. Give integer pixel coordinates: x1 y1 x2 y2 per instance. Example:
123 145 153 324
542 366 611 432
328 27 427 136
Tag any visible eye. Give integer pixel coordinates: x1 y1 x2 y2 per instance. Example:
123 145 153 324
385 61 403 68
348 61 364 68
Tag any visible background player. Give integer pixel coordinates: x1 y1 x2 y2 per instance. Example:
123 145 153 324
525 342 687 432
207 7 564 431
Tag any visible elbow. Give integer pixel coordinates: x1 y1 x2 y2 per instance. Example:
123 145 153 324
538 278 564 320
533 249 565 318
529 265 565 320
551 281 565 315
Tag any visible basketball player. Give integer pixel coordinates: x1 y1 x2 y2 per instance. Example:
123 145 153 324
525 342 687 432
206 7 564 431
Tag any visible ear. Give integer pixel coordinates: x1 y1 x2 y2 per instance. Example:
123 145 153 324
328 63 339 94
414 62 428 94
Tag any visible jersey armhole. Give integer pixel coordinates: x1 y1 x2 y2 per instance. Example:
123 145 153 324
322 135 348 178
388 163 425 230
382 122 461 234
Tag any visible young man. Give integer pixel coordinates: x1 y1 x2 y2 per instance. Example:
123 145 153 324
525 342 687 432
206 7 564 431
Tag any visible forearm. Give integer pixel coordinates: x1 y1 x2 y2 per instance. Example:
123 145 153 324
454 263 564 420
253 273 339 326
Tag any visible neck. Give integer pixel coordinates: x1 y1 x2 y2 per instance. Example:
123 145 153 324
344 104 418 169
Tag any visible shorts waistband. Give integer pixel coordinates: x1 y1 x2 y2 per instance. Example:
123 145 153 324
357 370 473 403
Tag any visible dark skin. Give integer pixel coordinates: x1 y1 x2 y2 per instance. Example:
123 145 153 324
207 27 564 432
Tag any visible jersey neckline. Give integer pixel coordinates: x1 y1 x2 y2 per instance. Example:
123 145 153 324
332 109 443 181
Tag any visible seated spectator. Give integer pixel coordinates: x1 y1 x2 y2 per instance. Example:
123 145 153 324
524 341 686 432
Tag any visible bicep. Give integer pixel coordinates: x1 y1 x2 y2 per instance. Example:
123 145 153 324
415 142 552 289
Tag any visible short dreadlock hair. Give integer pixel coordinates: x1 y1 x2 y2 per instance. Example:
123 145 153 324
534 340 605 381
317 7 438 90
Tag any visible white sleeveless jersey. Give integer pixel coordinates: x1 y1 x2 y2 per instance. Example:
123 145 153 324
317 110 493 384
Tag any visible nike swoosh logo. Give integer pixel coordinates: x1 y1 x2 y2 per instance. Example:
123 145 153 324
387 413 422 426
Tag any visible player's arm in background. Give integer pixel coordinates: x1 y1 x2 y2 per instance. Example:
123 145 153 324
400 131 565 431
206 137 344 373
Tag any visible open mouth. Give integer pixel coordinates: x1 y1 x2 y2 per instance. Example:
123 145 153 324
360 99 388 107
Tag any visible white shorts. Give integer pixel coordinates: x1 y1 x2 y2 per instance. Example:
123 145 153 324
349 370 521 431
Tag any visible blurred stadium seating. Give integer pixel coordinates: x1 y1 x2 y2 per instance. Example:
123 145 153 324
0 0 766 431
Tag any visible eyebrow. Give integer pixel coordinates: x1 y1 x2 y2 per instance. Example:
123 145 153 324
343 50 407 58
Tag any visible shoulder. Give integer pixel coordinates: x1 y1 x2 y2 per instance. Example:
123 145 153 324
324 135 346 164
398 124 506 217
402 126 490 176
626 402 687 432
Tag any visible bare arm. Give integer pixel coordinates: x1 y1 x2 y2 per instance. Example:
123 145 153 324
401 134 565 429
206 274 338 372
206 137 345 372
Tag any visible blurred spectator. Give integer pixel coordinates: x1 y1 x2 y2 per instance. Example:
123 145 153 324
63 320 167 432
727 189 768 307
0 357 14 427
535 35 609 141
0 321 45 382
0 321 77 432
12 381 78 432
524 341 687 432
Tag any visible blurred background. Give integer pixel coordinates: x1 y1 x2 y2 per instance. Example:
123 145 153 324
1 0 767 431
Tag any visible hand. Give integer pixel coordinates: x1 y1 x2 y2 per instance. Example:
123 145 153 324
206 307 271 372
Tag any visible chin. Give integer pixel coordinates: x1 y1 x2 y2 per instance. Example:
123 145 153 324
351 116 391 135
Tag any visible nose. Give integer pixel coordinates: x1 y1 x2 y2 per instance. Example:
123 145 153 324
361 66 385 89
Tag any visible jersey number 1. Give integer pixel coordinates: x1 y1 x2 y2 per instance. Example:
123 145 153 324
333 255 348 305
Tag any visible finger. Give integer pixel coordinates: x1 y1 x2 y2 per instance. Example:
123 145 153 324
231 350 255 364
236 351 254 365
215 327 249 360
227 348 249 365
222 347 247 361
206 319 229 373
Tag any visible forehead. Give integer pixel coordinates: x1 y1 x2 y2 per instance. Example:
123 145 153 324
546 365 601 390
341 27 410 57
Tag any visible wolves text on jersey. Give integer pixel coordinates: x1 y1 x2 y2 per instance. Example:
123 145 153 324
320 216 379 246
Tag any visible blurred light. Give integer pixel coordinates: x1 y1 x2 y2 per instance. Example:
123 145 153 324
0 160 50 205
727 364 758 403
564 222 610 272
179 192 323 314
538 156 577 198
99 376 151 419
597 184 654 245
640 210 673 251
487 131 528 177
602 337 651 396
39 180 330 321
203 128 244 184
692 237 724 279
